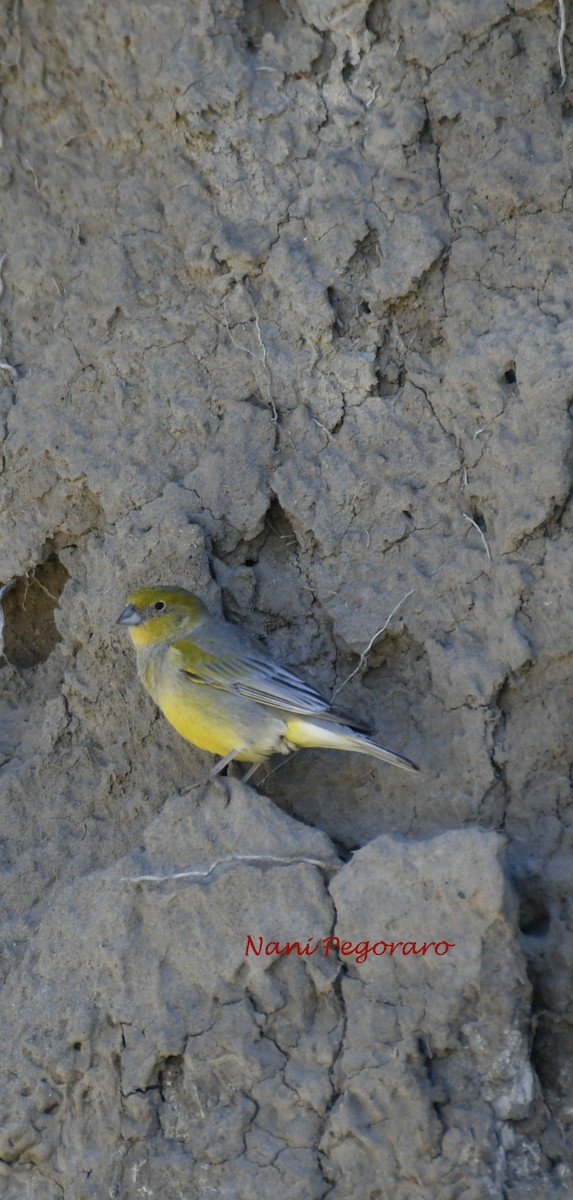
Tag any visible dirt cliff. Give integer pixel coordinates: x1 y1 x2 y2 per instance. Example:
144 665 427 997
0 0 572 1195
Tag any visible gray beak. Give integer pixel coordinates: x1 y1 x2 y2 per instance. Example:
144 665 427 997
116 603 143 626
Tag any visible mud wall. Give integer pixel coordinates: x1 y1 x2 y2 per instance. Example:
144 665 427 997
0 0 572 1196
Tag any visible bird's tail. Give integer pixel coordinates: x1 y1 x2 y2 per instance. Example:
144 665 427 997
285 717 419 774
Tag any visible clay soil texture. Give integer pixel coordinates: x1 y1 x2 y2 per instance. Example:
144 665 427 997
0 1 572 1197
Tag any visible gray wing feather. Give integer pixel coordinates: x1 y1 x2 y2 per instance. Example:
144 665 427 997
177 643 372 731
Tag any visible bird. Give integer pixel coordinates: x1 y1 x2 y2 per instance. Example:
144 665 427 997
116 585 419 782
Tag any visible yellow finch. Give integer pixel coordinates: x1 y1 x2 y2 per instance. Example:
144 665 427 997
117 585 418 780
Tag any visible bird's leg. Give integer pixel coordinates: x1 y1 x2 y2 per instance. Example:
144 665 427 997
209 748 242 778
241 762 260 785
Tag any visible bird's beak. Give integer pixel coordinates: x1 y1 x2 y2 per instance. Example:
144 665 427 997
116 603 143 626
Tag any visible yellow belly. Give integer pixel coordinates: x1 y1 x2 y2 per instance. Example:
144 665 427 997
138 647 288 763
159 686 249 757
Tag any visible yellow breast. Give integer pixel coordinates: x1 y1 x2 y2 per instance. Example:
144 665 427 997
137 644 286 763
158 685 245 758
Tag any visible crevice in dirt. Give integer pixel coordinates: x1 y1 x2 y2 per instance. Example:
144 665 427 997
315 876 347 1196
1 548 69 668
422 97 452 227
365 0 391 42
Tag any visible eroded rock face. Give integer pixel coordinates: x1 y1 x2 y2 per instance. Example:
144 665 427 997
0 786 539 1197
0 0 571 1194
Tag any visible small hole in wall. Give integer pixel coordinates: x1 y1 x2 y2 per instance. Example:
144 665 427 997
518 890 551 938
2 553 69 667
502 363 517 385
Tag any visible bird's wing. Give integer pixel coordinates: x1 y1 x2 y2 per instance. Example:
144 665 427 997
170 638 371 729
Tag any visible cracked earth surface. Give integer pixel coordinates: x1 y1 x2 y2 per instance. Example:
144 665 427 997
0 0 572 1195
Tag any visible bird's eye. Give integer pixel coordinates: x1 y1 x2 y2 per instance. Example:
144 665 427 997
153 601 166 612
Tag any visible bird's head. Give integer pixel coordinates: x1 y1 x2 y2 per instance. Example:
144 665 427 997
116 585 207 647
